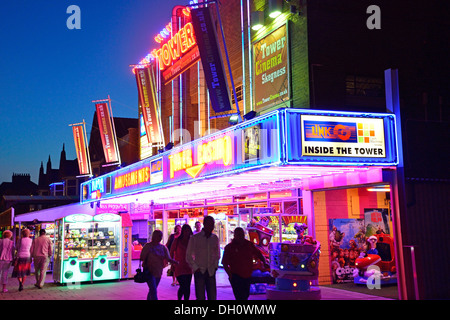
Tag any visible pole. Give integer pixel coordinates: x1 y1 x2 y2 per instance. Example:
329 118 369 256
385 68 409 300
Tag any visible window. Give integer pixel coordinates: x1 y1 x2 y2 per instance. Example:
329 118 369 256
346 75 383 97
231 84 243 105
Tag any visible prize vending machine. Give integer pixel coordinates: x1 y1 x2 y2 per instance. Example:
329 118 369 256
53 213 123 284
91 213 122 282
53 214 95 284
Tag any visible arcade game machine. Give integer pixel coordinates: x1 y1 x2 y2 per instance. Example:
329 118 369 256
91 213 122 282
353 233 397 285
53 214 94 284
266 223 321 300
53 213 122 284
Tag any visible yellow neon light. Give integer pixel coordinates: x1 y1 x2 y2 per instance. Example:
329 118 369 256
155 22 196 71
197 135 232 166
169 149 193 179
114 166 150 189
169 135 233 179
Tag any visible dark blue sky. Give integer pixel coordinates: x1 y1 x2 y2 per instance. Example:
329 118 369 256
0 0 186 184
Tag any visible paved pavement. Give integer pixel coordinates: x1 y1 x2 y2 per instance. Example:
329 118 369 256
0 260 392 301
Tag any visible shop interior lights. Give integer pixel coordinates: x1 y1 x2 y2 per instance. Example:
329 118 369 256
367 185 391 192
268 0 283 18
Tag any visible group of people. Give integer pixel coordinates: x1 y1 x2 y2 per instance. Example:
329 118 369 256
139 216 268 301
0 228 53 293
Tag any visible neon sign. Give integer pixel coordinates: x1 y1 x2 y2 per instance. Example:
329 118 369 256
154 22 197 71
114 166 150 190
169 135 232 179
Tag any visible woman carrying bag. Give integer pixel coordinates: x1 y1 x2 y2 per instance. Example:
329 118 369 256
140 230 178 300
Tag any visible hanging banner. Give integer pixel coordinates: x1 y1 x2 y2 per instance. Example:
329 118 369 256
72 124 91 176
135 66 163 144
191 6 232 113
96 102 119 164
253 24 289 111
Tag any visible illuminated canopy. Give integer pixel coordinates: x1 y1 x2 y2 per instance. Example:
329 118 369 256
80 108 398 205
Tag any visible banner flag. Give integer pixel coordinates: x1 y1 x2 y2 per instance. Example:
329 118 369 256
96 102 120 164
191 6 232 113
135 65 163 144
72 124 91 176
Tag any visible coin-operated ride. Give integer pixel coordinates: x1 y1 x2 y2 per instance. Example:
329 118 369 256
267 225 321 300
353 233 397 285
247 218 275 293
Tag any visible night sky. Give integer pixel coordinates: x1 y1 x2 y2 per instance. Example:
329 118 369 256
0 0 186 184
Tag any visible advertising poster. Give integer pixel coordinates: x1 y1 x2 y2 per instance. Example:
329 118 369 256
242 124 261 162
135 66 162 145
72 124 91 176
191 6 232 113
364 208 390 236
329 219 364 283
95 102 119 164
150 157 163 185
301 115 386 158
253 24 289 111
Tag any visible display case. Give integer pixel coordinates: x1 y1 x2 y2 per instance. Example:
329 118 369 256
53 213 122 284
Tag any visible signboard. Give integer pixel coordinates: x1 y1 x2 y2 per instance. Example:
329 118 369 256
191 6 232 113
169 134 233 179
150 158 163 184
72 124 91 176
242 124 261 163
135 67 162 144
96 103 120 164
253 24 289 111
301 115 386 158
152 9 200 85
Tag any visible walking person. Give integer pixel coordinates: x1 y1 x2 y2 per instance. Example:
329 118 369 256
170 224 193 300
31 229 52 289
186 215 220 300
11 229 33 291
140 230 178 300
166 224 181 286
0 230 15 293
222 227 269 300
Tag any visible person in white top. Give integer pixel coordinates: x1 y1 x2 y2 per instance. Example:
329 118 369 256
31 229 53 289
186 215 220 300
12 229 33 291
0 230 15 293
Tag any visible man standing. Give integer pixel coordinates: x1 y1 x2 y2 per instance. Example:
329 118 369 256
193 221 202 234
31 229 52 289
186 215 220 300
222 227 269 300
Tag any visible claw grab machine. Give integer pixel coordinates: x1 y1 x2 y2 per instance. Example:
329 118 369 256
53 213 122 284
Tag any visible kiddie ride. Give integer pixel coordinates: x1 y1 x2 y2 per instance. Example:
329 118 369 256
353 233 397 285
266 223 321 300
247 218 275 294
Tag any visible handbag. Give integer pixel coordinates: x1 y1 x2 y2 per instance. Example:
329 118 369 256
134 261 147 283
